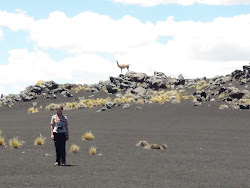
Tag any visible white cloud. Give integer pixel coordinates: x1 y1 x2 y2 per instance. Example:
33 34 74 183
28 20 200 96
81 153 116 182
0 28 3 38
0 10 34 31
0 10 250 95
0 49 117 94
113 0 250 6
28 11 156 54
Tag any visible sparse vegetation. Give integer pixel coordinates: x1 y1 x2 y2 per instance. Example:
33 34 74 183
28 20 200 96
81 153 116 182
113 98 122 105
9 137 22 149
28 107 39 113
71 85 86 93
82 131 94 140
64 102 78 110
36 80 45 85
0 133 7 147
84 85 93 92
102 86 107 92
196 80 209 90
45 97 114 111
76 101 88 109
70 144 80 153
34 134 46 145
45 103 58 111
150 89 190 104
120 96 135 103
136 99 145 105
89 146 97 155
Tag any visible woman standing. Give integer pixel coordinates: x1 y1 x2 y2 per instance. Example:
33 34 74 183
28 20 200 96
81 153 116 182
51 105 69 166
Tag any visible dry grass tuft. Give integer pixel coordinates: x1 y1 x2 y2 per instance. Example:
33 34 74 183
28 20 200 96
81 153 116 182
136 99 145 105
9 137 22 149
70 144 80 153
71 85 86 93
34 134 46 145
82 131 94 140
89 146 97 155
0 136 7 147
28 107 39 113
196 80 209 90
45 103 58 111
64 102 78 110
36 80 45 85
150 89 190 104
0 130 5 147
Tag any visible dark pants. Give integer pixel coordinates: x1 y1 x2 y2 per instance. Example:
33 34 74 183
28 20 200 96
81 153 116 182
53 133 66 164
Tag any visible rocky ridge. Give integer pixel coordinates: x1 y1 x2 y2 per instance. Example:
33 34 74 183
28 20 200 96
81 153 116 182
1 65 250 110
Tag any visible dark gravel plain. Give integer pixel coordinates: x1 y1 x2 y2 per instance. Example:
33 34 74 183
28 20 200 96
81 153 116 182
0 93 249 188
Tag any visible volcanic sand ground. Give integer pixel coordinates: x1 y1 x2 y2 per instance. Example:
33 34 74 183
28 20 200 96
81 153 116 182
0 93 249 188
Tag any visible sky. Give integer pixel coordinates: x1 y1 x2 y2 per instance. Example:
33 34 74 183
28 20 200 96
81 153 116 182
0 0 250 95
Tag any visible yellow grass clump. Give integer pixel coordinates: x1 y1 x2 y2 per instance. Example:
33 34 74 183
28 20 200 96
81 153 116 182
9 137 22 149
136 99 145 105
0 136 7 147
28 107 39 113
45 97 115 111
121 96 135 103
70 144 80 153
34 134 46 145
64 102 78 110
150 89 190 104
82 131 94 140
196 80 209 90
85 99 94 108
93 98 110 106
84 85 93 92
36 80 45 85
71 85 86 93
76 101 88 109
113 98 122 104
45 103 58 111
117 86 121 92
89 146 97 155
189 85 195 89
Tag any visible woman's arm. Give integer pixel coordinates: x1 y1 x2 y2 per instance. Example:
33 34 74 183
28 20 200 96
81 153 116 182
65 123 69 140
51 124 54 140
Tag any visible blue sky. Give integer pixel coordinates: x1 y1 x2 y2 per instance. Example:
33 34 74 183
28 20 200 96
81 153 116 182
1 0 250 21
0 0 250 95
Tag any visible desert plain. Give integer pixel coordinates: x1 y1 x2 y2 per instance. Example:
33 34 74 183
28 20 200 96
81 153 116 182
0 69 250 188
